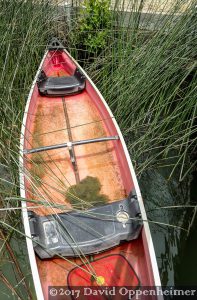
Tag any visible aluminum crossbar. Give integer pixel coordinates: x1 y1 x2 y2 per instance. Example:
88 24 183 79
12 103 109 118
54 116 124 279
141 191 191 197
23 136 119 154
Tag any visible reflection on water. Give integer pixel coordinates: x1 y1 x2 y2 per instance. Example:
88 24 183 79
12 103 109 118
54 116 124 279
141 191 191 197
140 168 197 286
0 165 36 299
0 235 36 299
175 171 197 285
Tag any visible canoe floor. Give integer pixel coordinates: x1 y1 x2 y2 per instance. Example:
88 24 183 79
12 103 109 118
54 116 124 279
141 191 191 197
25 68 127 215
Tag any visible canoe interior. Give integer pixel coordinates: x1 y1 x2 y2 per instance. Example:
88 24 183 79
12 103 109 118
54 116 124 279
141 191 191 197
23 50 155 298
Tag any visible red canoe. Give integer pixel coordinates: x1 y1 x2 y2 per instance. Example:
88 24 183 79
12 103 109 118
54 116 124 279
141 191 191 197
20 39 162 300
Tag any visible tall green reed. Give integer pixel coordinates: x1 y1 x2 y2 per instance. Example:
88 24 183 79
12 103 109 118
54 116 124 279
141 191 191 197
83 0 197 179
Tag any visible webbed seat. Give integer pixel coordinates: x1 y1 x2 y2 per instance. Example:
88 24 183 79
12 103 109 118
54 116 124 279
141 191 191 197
37 68 86 97
28 191 142 259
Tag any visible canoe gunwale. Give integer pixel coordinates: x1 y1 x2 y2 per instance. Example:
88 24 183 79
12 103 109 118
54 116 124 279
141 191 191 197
19 51 49 300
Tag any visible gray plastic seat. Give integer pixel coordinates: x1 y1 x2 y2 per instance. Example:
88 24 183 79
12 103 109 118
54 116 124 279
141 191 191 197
28 190 142 259
37 68 86 97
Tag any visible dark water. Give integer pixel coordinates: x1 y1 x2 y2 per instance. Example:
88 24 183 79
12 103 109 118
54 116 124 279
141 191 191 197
0 167 196 299
0 237 36 299
140 168 197 286
174 171 197 286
